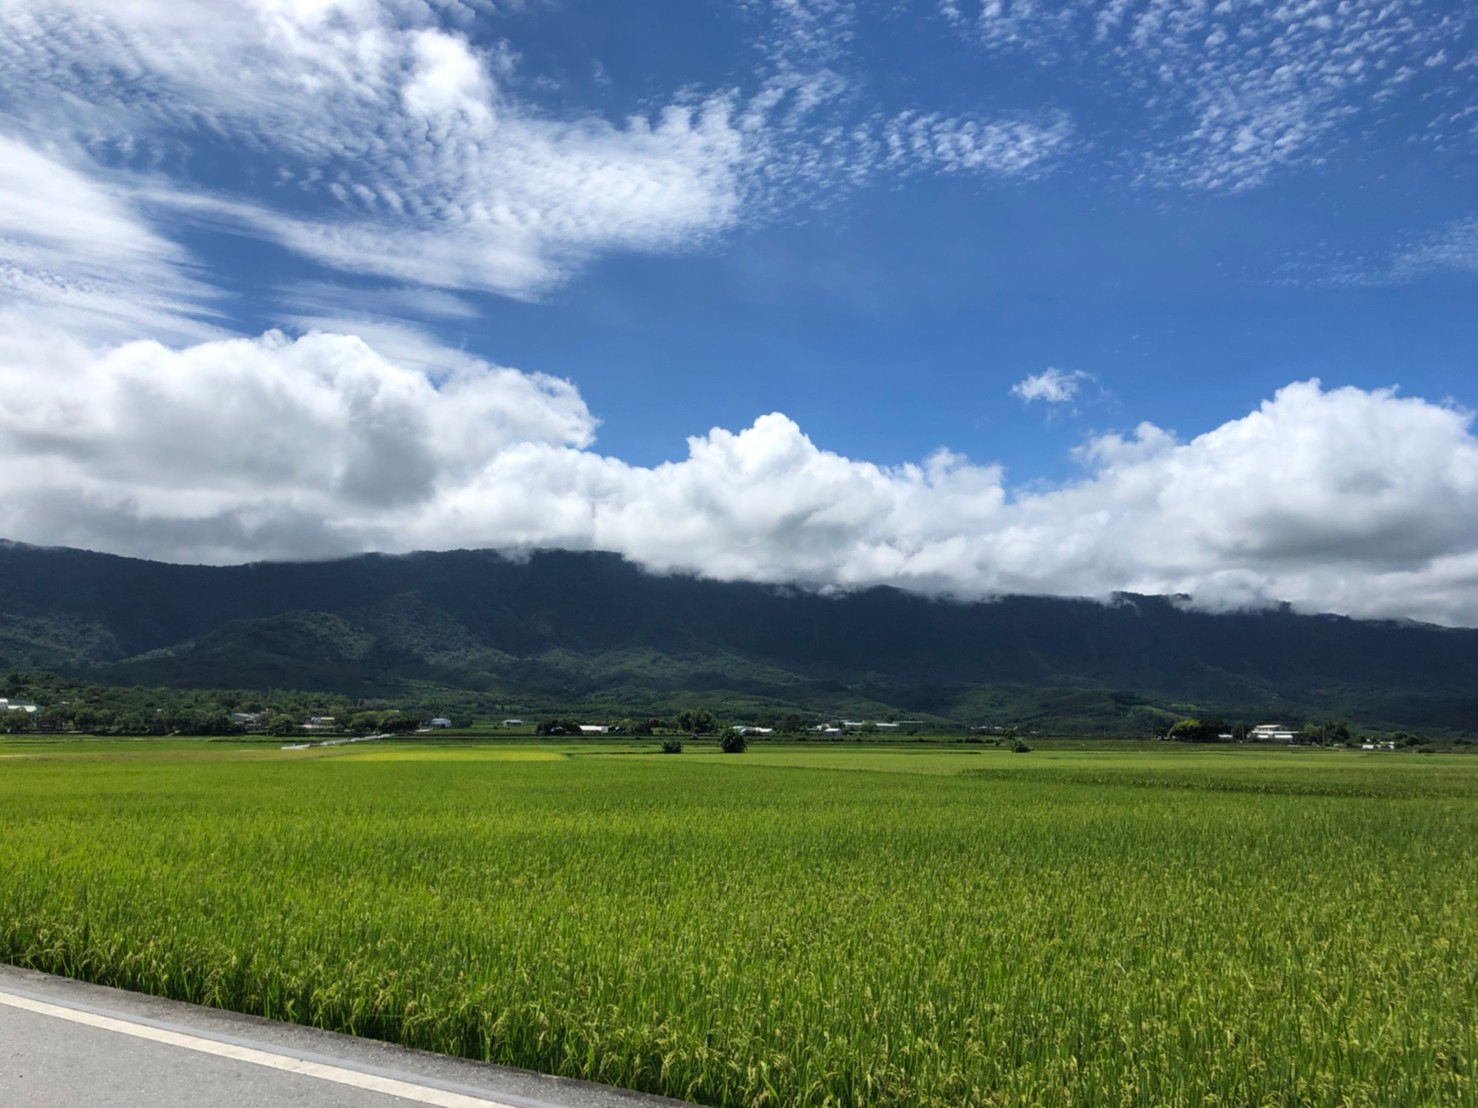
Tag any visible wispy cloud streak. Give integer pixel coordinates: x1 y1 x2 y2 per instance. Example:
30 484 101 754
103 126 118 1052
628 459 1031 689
0 0 1071 310
942 0 1475 190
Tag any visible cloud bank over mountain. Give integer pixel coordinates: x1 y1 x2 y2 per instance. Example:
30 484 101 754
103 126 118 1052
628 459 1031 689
3 323 1476 625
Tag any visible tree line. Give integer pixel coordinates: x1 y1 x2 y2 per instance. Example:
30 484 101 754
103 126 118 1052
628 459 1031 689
1164 717 1432 747
0 670 472 736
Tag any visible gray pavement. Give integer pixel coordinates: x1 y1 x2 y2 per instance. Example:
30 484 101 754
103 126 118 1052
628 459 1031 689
0 965 697 1108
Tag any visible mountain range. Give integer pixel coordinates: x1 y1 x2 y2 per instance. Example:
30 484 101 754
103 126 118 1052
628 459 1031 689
2 540 1475 732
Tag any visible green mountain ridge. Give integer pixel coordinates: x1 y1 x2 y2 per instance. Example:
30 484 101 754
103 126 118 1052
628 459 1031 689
1 540 1476 731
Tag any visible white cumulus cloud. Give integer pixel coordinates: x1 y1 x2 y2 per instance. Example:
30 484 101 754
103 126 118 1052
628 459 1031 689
0 320 594 562
1012 368 1093 405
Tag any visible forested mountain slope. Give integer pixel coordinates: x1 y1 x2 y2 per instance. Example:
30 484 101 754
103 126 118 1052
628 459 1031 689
2 540 1475 728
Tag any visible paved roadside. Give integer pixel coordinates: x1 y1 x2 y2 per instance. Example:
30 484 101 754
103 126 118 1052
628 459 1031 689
0 964 698 1108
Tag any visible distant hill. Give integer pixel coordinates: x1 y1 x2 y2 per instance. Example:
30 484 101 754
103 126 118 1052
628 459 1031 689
1 539 1476 731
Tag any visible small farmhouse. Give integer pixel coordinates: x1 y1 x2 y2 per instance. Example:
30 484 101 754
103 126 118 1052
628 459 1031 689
1249 723 1300 743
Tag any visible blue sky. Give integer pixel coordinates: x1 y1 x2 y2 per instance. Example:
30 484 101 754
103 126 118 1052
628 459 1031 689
2 0 1477 623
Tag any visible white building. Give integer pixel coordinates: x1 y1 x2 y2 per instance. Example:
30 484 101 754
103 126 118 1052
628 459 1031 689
1249 723 1300 743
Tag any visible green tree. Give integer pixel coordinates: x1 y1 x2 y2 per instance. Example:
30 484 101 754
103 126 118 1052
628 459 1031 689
677 708 719 735
347 712 381 735
1168 718 1229 743
264 714 299 737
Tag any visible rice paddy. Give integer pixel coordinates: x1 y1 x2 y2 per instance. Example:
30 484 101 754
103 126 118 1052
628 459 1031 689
0 739 1473 1106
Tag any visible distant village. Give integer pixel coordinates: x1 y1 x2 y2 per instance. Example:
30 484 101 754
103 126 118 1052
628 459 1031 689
0 692 1438 750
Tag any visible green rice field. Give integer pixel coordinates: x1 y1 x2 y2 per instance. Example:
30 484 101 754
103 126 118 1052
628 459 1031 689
0 738 1474 1106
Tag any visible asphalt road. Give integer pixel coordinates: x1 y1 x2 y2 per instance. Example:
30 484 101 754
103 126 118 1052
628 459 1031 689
0 965 697 1108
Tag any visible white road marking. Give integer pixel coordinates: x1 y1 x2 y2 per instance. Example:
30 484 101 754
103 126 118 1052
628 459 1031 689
0 987 518 1107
